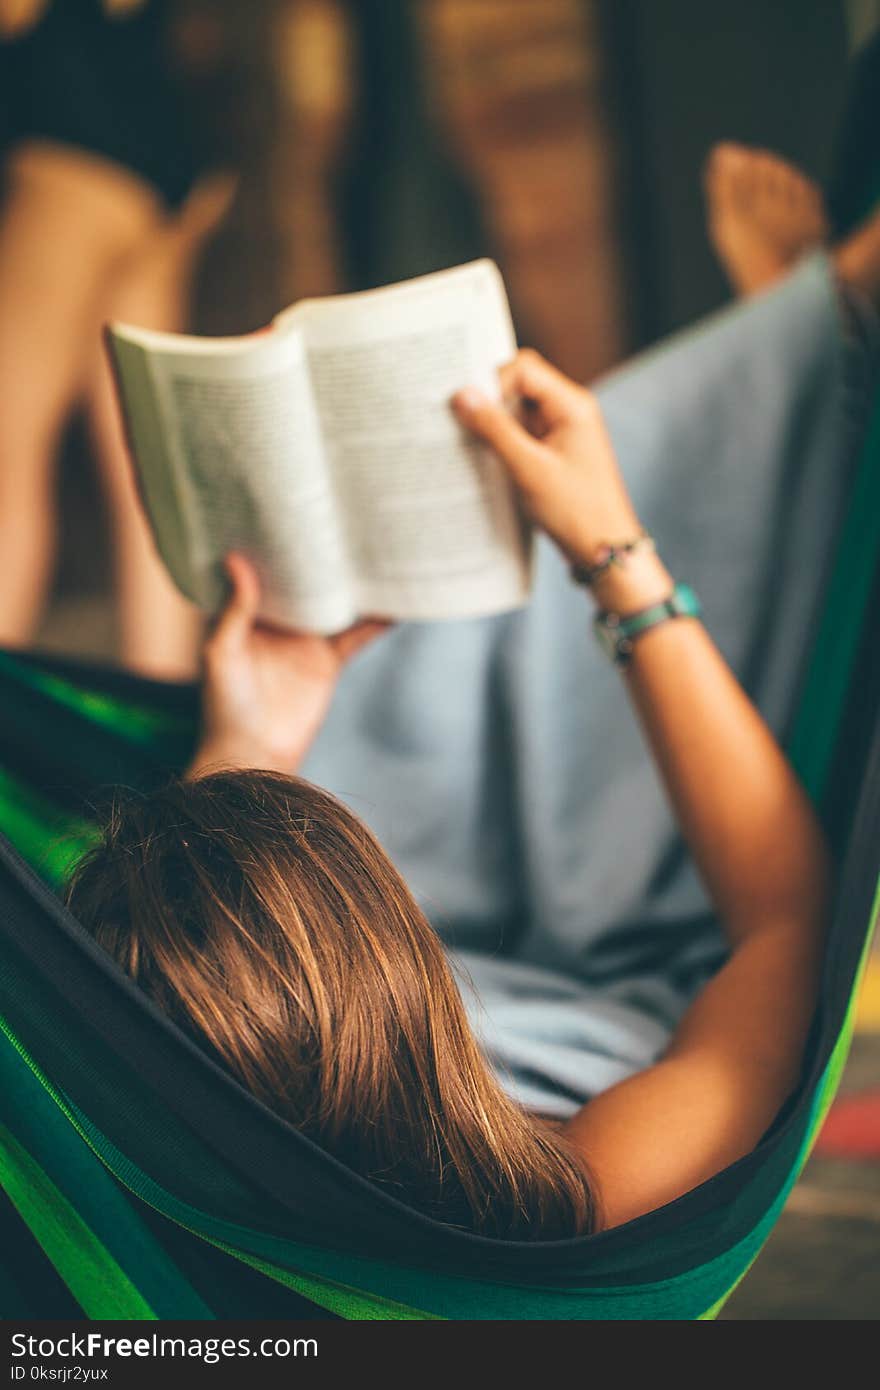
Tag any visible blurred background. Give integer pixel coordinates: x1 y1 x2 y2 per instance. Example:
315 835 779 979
1 0 878 1317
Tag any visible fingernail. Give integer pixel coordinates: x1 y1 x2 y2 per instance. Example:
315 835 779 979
453 386 488 413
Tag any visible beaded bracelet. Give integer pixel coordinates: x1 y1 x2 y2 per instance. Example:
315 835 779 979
570 530 656 588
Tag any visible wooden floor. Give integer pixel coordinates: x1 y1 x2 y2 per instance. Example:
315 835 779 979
724 1005 880 1320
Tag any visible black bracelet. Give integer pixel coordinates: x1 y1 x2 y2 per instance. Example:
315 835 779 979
571 531 655 588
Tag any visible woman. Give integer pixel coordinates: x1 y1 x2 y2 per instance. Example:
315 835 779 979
66 336 834 1236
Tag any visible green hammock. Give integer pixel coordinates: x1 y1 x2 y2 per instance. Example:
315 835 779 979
0 390 878 1322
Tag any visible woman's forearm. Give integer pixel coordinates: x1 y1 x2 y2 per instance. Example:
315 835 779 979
596 550 831 945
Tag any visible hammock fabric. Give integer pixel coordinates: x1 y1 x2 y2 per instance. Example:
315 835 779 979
0 391 878 1322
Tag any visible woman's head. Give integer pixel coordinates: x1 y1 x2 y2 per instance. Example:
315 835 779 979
66 769 593 1238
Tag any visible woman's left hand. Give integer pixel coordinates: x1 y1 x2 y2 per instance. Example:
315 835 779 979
187 553 388 778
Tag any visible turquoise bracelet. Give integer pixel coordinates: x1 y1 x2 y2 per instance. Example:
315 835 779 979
594 583 702 668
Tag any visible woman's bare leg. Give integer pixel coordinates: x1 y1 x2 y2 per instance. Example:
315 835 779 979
0 141 162 644
89 174 234 678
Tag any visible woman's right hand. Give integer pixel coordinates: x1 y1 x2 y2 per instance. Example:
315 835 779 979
453 348 642 572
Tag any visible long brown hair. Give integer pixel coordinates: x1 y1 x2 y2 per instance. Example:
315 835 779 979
66 770 593 1238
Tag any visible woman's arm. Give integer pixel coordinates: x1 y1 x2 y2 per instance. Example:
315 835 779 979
187 553 387 779
454 350 831 1228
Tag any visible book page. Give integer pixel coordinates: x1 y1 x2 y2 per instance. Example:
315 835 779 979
111 326 357 633
289 261 531 623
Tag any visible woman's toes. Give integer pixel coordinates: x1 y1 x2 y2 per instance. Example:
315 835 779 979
705 142 747 197
756 152 787 199
703 143 830 295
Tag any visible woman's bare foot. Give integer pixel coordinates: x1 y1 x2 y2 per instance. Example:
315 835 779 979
705 142 829 295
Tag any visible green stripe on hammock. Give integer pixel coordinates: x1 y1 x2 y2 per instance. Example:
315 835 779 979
788 394 880 797
0 1121 157 1321
0 768 97 885
0 651 189 746
0 1019 214 1321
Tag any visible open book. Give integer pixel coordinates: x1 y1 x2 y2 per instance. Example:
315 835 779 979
108 259 531 634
